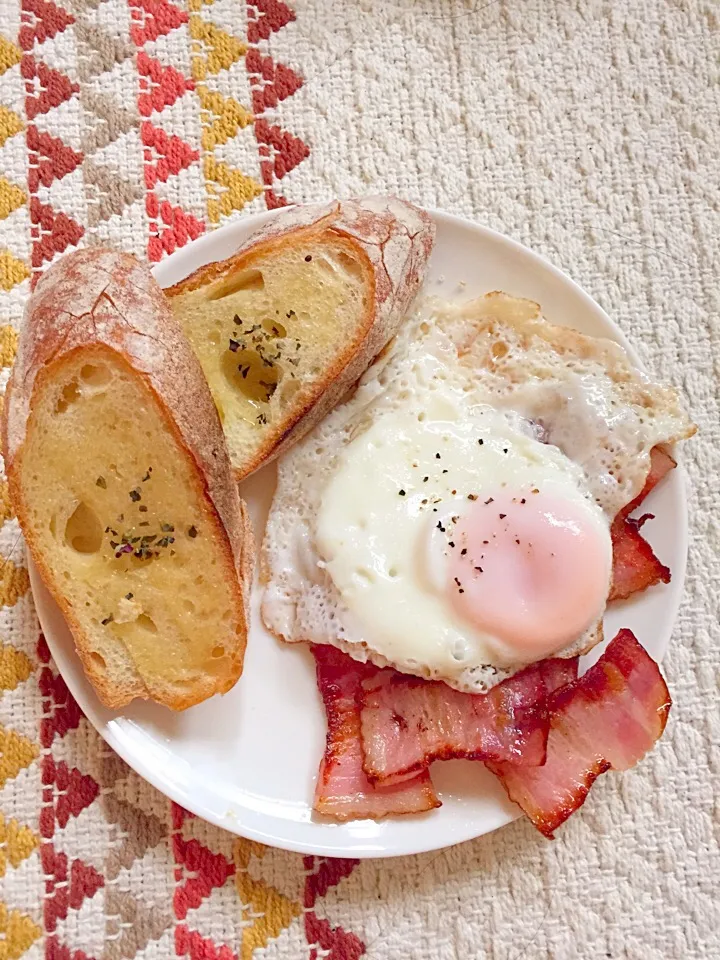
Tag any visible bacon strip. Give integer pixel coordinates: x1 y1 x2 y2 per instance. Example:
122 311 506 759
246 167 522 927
312 645 440 821
487 629 671 837
360 658 578 786
609 447 676 602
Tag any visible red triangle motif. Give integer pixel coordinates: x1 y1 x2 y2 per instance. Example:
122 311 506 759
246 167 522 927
141 121 199 188
305 916 365 960
27 125 83 191
255 119 309 181
55 763 100 828
45 936 97 960
137 52 194 117
175 925 237 960
41 844 104 932
22 56 79 120
147 202 205 261
40 756 99 834
246 50 302 113
129 0 188 46
19 0 75 50
247 0 294 43
264 189 288 209
305 857 359 905
173 838 234 920
38 663 84 747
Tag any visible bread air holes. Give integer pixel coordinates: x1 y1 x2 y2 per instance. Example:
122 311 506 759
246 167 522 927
89 652 107 671
209 269 265 300
80 363 112 389
64 502 103 554
55 380 80 414
222 348 280 406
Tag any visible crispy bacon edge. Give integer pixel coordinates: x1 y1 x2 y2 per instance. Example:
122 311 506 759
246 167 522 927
311 645 441 821
487 629 671 838
359 658 578 786
609 446 676 601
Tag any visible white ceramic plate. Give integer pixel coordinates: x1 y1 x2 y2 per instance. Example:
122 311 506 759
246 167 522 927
31 208 688 858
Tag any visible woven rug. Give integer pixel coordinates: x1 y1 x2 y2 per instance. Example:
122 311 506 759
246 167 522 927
0 0 718 957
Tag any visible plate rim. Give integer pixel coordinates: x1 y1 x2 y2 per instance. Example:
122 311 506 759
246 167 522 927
31 205 689 858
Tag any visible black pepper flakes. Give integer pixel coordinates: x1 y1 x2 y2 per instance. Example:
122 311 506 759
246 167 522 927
435 453 441 459
461 548 467 556
228 338 240 353
188 526 198 538
423 477 429 482
449 541 455 548
478 439 484 446
436 522 445 532
520 498 526 504
129 489 141 502
475 566 483 573
467 493 478 501
101 614 114 625
305 254 312 262
139 505 148 513
161 523 175 532
499 513 506 519
484 497 494 505
398 489 406 496
96 476 106 489
125 592 133 600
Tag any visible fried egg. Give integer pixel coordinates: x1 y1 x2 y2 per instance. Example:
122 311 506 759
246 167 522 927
262 293 694 692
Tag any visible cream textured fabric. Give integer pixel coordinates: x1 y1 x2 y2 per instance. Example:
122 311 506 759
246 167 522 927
0 1 717 957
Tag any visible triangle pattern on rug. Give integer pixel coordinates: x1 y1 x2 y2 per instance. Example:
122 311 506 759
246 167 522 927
129 0 188 46
22 56 80 121
197 86 253 151
137 52 194 117
246 49 302 113
27 125 83 191
247 0 294 44
189 17 246 80
41 843 104 933
141 120 199 188
173 836 235 920
18 0 75 50
204 154 262 222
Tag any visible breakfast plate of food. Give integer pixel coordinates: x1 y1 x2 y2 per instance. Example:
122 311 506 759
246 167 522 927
7 198 694 857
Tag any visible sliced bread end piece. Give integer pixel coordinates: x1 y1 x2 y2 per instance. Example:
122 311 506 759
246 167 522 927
4 249 253 711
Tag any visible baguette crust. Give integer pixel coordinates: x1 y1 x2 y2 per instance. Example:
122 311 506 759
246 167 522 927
3 248 253 710
166 197 436 477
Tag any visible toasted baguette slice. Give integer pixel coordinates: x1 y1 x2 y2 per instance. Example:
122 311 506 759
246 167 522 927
165 197 435 479
3 249 253 711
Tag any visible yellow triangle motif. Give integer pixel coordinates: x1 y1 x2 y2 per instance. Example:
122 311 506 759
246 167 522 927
0 37 22 78
190 18 246 80
234 840 302 960
0 644 33 693
204 156 262 223
0 903 42 960
0 108 23 149
0 325 18 366
197 87 253 151
0 560 30 609
0 181 25 222
0 252 29 293
0 726 38 791
0 813 39 878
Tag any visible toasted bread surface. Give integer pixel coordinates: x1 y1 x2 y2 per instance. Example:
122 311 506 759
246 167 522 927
166 197 435 479
4 249 252 711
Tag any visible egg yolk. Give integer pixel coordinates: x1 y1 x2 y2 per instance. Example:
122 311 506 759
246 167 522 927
447 490 611 660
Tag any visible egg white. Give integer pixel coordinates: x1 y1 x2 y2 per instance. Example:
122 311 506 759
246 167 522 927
315 364 612 683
